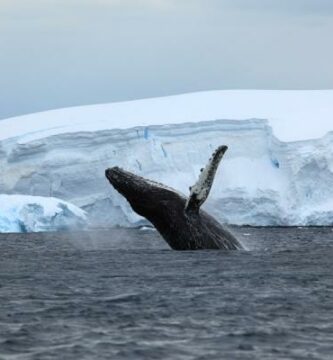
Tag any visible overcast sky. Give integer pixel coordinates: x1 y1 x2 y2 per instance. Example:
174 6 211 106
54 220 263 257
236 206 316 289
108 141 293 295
0 0 333 119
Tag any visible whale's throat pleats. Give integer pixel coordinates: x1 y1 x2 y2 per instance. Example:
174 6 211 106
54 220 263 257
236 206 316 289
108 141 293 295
185 145 228 214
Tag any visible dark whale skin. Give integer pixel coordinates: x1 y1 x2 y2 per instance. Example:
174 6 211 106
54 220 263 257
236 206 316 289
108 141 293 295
105 167 242 250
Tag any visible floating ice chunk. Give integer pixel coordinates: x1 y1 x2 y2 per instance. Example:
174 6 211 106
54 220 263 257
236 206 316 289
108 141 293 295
0 195 87 233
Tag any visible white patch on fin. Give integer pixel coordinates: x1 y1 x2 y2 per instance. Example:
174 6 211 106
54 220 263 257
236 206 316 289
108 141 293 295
185 145 228 213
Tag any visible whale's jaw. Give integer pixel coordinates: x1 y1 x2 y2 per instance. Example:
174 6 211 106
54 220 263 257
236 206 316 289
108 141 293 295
105 166 185 220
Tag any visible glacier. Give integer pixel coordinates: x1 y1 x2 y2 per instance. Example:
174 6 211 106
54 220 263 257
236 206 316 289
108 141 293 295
1 90 333 228
0 195 87 233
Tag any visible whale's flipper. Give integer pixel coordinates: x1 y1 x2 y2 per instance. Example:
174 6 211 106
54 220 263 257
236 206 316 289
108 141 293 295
185 145 228 213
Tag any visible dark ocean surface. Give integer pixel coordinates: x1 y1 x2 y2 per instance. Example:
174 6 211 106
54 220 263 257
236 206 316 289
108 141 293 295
0 227 333 360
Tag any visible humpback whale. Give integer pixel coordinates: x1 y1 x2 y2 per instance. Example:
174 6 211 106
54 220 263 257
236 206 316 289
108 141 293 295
105 145 243 250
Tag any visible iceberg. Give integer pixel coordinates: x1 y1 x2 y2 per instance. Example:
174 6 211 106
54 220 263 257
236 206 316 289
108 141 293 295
0 195 87 233
1 90 333 227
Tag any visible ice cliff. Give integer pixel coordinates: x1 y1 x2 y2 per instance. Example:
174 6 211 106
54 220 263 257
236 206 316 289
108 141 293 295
0 195 87 232
1 90 333 228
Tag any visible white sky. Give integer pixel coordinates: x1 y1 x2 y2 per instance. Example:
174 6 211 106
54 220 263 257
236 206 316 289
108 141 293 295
0 0 332 119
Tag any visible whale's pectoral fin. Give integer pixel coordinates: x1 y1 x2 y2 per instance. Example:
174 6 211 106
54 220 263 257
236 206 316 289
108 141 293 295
185 145 228 213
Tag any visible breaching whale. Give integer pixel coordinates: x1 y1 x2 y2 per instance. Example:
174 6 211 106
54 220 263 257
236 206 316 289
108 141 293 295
105 145 243 250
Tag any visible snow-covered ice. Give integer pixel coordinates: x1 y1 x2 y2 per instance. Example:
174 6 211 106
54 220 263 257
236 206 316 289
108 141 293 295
1 90 333 143
1 90 333 228
0 195 87 233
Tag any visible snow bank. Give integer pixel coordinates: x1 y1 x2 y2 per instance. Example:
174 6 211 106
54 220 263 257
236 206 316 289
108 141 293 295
1 90 333 143
0 195 87 232
1 90 333 227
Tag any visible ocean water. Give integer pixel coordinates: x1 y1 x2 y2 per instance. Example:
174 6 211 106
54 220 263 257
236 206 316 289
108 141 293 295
0 227 333 360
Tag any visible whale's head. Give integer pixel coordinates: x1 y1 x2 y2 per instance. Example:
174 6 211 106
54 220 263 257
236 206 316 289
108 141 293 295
105 167 186 224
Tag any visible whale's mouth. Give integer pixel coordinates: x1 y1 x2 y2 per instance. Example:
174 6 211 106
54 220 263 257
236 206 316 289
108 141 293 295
106 167 178 192
105 167 139 194
105 166 185 206
105 166 126 184
105 166 153 197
